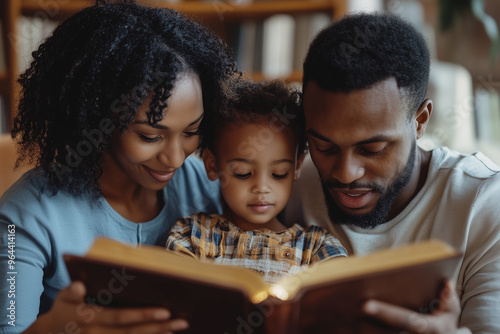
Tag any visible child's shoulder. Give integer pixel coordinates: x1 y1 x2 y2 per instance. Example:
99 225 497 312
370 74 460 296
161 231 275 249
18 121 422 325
175 212 230 230
291 224 345 246
290 223 329 235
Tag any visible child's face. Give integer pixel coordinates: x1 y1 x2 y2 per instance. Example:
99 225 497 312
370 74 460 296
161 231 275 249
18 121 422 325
204 121 300 231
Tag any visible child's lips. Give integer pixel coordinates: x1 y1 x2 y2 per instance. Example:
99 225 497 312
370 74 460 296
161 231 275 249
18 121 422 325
249 202 273 213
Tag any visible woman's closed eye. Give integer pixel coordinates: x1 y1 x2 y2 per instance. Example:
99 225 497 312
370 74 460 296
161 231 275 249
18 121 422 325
139 134 161 143
184 129 201 137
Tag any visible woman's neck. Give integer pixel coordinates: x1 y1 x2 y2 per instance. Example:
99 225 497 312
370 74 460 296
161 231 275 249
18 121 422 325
99 152 162 223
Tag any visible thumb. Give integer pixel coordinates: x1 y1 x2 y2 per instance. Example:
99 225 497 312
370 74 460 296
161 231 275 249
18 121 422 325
58 281 87 303
438 279 460 314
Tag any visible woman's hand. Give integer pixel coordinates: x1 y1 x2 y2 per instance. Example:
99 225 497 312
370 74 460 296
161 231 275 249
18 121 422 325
24 281 189 334
362 280 471 334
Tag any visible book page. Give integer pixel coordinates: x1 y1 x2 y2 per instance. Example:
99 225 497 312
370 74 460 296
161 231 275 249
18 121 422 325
272 240 459 300
83 238 270 302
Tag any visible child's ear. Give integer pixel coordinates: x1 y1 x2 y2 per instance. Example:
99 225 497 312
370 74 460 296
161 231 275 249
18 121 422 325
294 153 306 181
202 148 219 181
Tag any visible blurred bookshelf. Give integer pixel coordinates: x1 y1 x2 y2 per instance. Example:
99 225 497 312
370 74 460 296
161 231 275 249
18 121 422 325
0 0 346 131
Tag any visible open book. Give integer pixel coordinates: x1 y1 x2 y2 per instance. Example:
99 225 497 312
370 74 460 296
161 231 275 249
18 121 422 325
64 238 461 334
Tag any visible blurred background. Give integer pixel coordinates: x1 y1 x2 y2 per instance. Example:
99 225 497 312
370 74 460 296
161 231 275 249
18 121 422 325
0 0 499 163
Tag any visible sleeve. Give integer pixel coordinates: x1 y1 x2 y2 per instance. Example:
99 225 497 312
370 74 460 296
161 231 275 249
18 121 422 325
165 217 198 259
168 156 222 217
458 174 500 333
309 227 348 263
0 173 66 333
0 218 49 333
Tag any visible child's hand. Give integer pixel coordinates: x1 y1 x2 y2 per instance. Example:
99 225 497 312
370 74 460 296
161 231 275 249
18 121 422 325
362 279 471 334
24 281 189 334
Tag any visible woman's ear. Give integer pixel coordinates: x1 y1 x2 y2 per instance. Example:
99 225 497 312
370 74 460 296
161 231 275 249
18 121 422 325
294 152 307 181
202 148 219 181
415 99 433 139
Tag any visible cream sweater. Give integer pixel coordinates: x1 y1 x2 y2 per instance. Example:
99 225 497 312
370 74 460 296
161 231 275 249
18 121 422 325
284 147 500 333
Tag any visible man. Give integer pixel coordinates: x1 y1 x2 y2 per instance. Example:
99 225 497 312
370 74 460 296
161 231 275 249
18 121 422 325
285 12 500 333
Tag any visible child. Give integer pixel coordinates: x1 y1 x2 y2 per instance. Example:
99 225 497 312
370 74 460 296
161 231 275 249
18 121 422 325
166 80 347 283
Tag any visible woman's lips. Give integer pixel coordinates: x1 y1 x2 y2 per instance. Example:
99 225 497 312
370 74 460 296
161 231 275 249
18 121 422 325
144 166 176 183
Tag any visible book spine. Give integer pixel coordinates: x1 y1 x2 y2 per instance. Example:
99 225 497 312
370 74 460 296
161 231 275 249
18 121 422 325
237 20 257 75
260 298 294 334
262 14 295 79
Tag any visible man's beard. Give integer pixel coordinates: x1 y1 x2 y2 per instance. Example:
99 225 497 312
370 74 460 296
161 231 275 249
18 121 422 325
321 140 416 229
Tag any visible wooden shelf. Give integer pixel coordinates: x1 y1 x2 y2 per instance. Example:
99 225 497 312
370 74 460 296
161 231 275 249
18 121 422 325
20 0 345 20
0 72 8 95
247 70 303 83
2 0 345 129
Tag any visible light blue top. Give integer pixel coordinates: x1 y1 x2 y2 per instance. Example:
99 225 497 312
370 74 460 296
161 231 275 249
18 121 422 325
0 156 221 333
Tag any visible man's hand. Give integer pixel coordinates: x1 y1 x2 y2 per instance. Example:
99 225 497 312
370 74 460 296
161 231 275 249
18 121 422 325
362 280 471 334
24 281 189 334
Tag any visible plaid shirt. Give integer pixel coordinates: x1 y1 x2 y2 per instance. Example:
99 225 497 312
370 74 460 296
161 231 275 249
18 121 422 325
166 212 347 283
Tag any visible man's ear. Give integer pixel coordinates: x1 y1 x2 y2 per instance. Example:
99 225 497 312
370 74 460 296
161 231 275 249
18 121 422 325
415 99 432 139
294 152 307 181
202 149 219 181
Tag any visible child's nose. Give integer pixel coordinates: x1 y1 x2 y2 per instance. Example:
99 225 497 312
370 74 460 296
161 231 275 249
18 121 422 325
251 174 271 194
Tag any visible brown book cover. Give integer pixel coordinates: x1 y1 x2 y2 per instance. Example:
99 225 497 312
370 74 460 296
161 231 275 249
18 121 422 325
64 238 461 334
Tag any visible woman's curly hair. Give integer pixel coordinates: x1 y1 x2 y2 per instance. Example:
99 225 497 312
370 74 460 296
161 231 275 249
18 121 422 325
201 79 307 157
11 0 237 197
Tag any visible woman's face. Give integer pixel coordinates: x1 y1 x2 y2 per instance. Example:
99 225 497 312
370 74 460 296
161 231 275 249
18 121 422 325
107 73 204 191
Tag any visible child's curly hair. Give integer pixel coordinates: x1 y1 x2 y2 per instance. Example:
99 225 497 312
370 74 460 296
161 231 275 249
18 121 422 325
11 0 237 197
201 79 307 157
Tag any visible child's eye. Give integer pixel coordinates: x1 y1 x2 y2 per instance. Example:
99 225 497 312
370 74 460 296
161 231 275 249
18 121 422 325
233 172 251 179
140 134 161 143
272 173 289 180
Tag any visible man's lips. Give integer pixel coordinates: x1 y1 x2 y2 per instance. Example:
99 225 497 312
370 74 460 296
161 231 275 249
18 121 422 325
248 202 273 213
144 166 176 183
332 189 373 209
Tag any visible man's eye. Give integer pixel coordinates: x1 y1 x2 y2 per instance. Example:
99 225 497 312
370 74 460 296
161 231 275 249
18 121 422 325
233 172 251 179
315 145 338 154
140 134 161 143
361 146 387 156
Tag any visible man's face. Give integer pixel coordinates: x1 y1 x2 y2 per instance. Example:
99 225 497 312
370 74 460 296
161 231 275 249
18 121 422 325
303 78 417 228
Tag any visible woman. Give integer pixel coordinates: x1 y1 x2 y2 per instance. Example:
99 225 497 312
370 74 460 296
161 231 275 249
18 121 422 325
0 1 236 332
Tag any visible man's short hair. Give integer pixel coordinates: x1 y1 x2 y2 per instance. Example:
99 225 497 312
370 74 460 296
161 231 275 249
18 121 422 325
303 12 430 117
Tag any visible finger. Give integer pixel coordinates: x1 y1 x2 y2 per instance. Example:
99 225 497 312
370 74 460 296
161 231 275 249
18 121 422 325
58 281 87 303
124 318 188 334
363 299 432 333
85 318 189 334
438 279 461 315
92 307 173 326
457 327 472 334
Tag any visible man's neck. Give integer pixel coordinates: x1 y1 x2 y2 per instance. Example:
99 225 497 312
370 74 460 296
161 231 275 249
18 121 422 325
387 147 432 221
